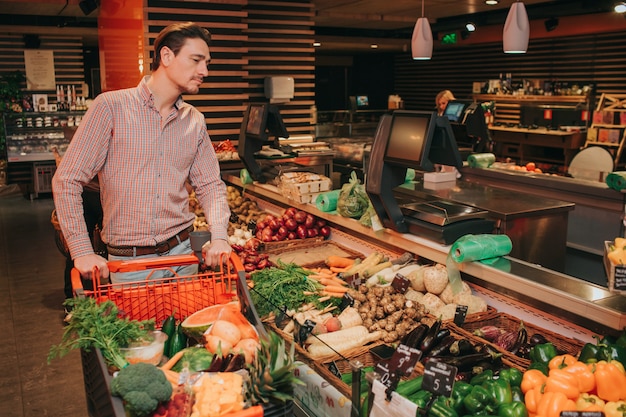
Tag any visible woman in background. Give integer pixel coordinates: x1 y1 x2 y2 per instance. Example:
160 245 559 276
436 90 455 116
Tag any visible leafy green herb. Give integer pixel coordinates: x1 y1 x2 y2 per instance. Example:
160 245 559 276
249 261 323 317
48 297 155 370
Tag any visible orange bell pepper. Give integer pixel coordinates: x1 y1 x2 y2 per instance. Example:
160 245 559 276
544 369 580 400
525 386 544 415
548 354 577 370
522 369 548 394
576 393 606 411
604 401 626 417
592 361 626 402
562 361 596 393
536 391 577 417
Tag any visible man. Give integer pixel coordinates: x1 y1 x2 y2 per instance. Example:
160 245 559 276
52 22 231 283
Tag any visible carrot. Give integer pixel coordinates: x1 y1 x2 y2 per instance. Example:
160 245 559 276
320 277 342 287
321 291 347 298
330 266 351 273
232 406 264 417
329 276 349 286
323 284 349 293
160 348 187 371
326 255 355 269
309 273 335 281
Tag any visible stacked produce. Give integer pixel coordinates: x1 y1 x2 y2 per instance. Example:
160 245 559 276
254 208 330 243
212 139 239 161
606 236 626 265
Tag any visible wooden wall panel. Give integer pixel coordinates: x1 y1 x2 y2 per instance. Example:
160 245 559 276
394 31 626 113
145 0 315 143
0 34 86 101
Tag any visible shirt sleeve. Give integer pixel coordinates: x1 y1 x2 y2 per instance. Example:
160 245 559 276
52 95 111 259
189 126 231 243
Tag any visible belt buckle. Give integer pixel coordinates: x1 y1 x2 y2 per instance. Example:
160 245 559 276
155 241 170 255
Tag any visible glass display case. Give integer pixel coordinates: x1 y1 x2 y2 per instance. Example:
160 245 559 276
3 111 84 162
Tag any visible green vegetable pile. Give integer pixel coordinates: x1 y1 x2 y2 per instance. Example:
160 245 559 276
110 362 173 417
249 261 324 317
48 297 154 370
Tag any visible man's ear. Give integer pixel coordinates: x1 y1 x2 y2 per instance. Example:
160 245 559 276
160 46 173 67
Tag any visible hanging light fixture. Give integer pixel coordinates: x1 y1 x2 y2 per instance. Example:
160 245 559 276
411 0 433 60
503 0 529 53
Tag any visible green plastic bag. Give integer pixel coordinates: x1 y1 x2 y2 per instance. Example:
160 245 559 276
337 171 370 219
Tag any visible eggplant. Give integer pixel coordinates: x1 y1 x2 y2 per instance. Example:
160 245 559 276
427 333 455 357
510 324 529 355
529 333 548 347
419 319 442 354
449 339 476 356
401 323 429 349
219 353 235 372
425 350 501 372
206 354 223 372
223 353 246 372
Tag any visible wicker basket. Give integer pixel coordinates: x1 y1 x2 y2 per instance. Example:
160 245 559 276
451 312 586 370
422 305 499 327
262 239 364 269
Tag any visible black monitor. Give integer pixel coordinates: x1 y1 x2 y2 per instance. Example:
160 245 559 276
366 111 463 233
444 100 491 153
238 103 289 183
356 95 369 108
383 110 463 172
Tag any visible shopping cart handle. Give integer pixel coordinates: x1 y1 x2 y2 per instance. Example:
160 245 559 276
108 254 199 273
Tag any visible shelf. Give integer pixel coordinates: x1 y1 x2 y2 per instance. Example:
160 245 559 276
474 94 590 104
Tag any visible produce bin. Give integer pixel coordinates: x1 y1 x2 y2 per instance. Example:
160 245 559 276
72 253 278 417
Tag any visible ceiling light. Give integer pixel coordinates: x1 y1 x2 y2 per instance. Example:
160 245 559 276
370 44 378 49
412 0 433 60
615 2 626 13
485 0 499 5
313 42 321 47
503 1 529 53
465 22 476 32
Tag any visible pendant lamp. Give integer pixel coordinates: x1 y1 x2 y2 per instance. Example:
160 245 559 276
503 1 529 53
412 0 432 60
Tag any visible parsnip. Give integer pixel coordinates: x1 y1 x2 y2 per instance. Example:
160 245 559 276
337 306 363 328
307 329 382 358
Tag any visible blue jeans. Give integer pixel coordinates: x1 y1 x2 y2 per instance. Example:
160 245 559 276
108 239 198 284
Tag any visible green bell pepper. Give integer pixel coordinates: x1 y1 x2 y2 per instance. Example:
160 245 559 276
529 343 558 364
470 369 494 386
429 396 459 417
408 389 432 409
451 381 473 414
463 385 496 415
511 386 524 403
578 342 600 364
498 401 528 417
616 329 626 348
598 343 626 365
484 378 513 406
526 361 549 376
499 368 523 388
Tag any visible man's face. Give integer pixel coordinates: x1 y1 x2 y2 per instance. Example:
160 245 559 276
166 37 211 95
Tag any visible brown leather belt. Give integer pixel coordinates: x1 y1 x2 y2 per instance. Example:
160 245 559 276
107 225 194 257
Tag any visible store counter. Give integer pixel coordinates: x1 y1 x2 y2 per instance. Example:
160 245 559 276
394 179 574 271
222 172 626 335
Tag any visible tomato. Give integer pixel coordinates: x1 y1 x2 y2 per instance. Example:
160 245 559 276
526 162 536 171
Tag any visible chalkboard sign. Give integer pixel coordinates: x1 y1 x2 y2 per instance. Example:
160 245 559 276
454 305 468 326
614 265 626 291
422 360 457 397
560 411 604 417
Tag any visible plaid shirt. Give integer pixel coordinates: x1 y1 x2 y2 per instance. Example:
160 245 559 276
52 77 230 259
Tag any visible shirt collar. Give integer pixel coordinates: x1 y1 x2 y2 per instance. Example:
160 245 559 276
138 76 185 110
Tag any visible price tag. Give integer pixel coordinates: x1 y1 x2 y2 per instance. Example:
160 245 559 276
391 273 410 294
454 305 469 326
338 292 355 311
274 306 288 328
561 412 604 417
343 273 361 288
327 361 342 379
294 319 316 347
389 344 422 378
422 360 457 397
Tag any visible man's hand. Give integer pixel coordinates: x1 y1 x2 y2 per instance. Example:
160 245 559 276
74 253 109 281
202 238 232 266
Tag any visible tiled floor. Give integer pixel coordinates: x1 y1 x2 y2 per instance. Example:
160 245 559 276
0 190 88 417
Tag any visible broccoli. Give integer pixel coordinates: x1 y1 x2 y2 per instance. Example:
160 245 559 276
110 362 172 417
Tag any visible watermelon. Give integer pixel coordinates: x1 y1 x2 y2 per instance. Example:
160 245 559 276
181 302 258 342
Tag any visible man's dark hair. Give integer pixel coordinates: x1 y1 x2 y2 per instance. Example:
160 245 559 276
152 22 211 71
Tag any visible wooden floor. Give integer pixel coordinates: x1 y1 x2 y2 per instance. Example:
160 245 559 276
0 190 88 417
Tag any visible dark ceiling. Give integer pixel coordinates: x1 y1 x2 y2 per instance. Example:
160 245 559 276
0 0 618 53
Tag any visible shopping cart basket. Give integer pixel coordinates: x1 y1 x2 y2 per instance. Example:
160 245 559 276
71 253 243 325
73 253 272 417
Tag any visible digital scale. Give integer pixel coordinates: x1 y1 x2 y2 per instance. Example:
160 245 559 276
398 199 495 244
